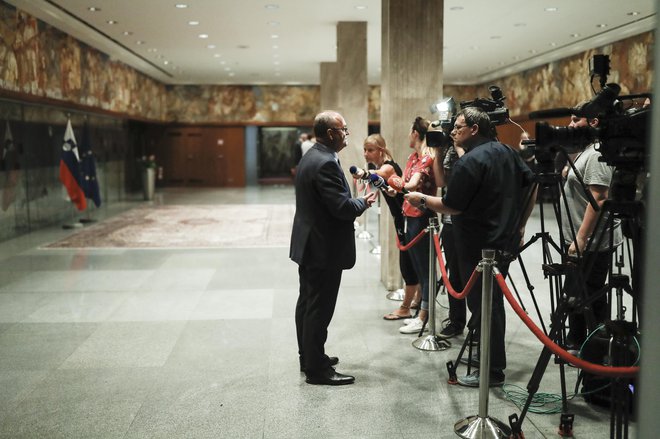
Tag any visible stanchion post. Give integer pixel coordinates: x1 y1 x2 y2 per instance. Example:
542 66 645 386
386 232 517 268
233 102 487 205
454 249 512 439
413 217 450 351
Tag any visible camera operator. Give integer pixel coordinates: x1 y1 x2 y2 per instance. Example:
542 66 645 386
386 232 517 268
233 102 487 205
405 107 535 387
432 127 467 339
560 109 623 354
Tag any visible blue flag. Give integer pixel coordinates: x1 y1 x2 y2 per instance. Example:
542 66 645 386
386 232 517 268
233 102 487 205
79 123 101 207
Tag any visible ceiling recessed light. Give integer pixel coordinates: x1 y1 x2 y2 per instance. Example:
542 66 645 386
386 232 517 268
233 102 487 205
213 54 221 58
449 6 463 11
264 4 279 9
529 49 537 54
570 33 580 38
596 23 608 28
106 20 117 25
268 21 280 26
207 44 216 49
198 34 209 39
147 48 158 52
270 34 279 39
628 11 640 16
188 21 199 26
549 42 557 47
220 61 226 65
273 61 280 65
272 45 279 49
136 40 145 45
224 67 231 71
355 5 367 10
88 7 100 12
163 60 169 65
175 4 188 9
228 72 235 77
544 7 558 12
123 31 133 36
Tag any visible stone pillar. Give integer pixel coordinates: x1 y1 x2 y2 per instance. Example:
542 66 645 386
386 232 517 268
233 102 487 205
336 21 368 182
380 0 444 289
320 62 338 111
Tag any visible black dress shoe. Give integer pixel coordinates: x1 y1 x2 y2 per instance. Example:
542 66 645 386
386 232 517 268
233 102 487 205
300 356 339 372
305 367 355 386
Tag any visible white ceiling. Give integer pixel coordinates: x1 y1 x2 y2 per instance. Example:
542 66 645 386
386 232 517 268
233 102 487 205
7 0 657 86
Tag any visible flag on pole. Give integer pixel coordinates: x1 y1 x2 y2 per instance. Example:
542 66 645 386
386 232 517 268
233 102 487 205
79 123 101 207
2 121 21 211
59 119 87 211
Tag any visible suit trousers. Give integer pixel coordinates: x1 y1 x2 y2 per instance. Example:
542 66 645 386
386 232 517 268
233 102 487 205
295 264 342 373
441 223 466 328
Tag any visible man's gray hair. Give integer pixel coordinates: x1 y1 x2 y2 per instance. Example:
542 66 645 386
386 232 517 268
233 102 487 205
314 111 340 139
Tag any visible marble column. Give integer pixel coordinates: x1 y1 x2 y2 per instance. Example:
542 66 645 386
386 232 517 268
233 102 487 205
320 62 338 111
336 21 368 185
380 0 444 289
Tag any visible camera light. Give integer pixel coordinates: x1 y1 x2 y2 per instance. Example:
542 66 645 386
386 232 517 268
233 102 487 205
430 97 456 121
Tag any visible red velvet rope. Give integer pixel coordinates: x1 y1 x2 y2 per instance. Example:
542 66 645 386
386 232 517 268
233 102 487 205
433 234 481 300
495 272 639 378
395 228 428 251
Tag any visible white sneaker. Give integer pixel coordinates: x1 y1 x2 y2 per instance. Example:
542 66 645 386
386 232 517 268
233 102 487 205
402 317 415 325
399 317 428 334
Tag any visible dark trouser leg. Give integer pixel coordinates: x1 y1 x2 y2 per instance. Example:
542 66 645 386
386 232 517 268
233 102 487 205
405 216 430 310
295 264 342 373
460 249 508 373
441 224 466 328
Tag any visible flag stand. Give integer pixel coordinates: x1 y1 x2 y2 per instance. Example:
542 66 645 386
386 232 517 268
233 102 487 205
62 204 83 229
79 205 96 224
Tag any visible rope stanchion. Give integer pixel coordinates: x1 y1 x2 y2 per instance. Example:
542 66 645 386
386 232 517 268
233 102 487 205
455 249 512 439
413 217 451 352
395 228 427 252
495 271 639 378
433 234 482 300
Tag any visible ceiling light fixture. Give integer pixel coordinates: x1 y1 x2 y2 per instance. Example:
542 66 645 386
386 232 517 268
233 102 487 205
207 44 216 49
106 20 117 25
570 33 580 38
198 34 209 39
175 4 188 9
270 34 279 39
628 11 640 16
188 21 199 26
136 40 145 45
213 54 221 58
544 7 558 12
264 4 279 10
596 23 608 28
88 7 101 12
355 5 367 10
268 21 280 26
123 31 133 36
272 45 279 49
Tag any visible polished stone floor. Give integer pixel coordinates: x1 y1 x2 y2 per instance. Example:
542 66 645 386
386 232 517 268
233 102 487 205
0 186 634 438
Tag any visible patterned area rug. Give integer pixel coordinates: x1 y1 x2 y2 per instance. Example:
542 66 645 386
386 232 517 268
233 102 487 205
45 204 295 249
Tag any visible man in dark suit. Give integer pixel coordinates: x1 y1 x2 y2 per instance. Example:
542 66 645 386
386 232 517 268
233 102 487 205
290 110 377 386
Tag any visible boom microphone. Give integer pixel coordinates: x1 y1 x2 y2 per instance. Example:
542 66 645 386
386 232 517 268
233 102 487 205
386 175 409 194
528 107 575 120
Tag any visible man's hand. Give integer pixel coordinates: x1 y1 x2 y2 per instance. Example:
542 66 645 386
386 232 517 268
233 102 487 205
363 191 378 207
568 236 587 256
404 191 424 208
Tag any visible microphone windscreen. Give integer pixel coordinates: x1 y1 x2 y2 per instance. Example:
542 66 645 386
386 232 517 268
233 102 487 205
349 165 357 174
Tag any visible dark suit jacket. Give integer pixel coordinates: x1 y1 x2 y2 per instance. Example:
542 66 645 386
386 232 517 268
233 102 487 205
289 142 368 270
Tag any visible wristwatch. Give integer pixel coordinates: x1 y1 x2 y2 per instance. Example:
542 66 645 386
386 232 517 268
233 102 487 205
419 196 427 208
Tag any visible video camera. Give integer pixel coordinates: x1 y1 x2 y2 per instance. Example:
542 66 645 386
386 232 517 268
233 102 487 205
528 63 651 170
426 85 510 149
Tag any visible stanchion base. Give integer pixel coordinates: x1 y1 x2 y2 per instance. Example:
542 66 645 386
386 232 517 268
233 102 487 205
370 245 381 255
386 288 405 301
412 334 451 351
454 415 512 439
357 231 372 239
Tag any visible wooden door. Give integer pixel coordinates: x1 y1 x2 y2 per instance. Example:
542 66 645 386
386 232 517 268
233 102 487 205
204 127 245 187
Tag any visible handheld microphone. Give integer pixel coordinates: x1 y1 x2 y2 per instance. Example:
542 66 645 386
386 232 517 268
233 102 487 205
387 175 409 194
349 165 367 179
368 173 389 191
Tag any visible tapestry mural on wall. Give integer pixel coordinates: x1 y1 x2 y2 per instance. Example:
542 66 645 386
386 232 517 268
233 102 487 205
0 1 654 124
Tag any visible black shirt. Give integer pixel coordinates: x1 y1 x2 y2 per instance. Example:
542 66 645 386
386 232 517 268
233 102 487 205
443 140 535 252
380 160 406 240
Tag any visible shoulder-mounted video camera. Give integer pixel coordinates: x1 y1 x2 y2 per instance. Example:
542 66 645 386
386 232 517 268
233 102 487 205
426 85 510 149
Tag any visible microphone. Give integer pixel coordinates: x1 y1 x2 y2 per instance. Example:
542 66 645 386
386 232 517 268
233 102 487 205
386 175 409 194
528 107 575 120
349 165 367 179
368 173 390 191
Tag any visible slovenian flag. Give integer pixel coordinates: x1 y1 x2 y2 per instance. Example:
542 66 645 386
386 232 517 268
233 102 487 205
79 123 101 207
59 119 87 211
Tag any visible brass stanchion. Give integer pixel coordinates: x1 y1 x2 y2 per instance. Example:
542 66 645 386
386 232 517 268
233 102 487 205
413 217 451 351
454 249 511 438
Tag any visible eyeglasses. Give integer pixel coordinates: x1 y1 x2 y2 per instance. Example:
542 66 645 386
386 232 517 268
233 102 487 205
452 124 468 131
330 126 350 134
